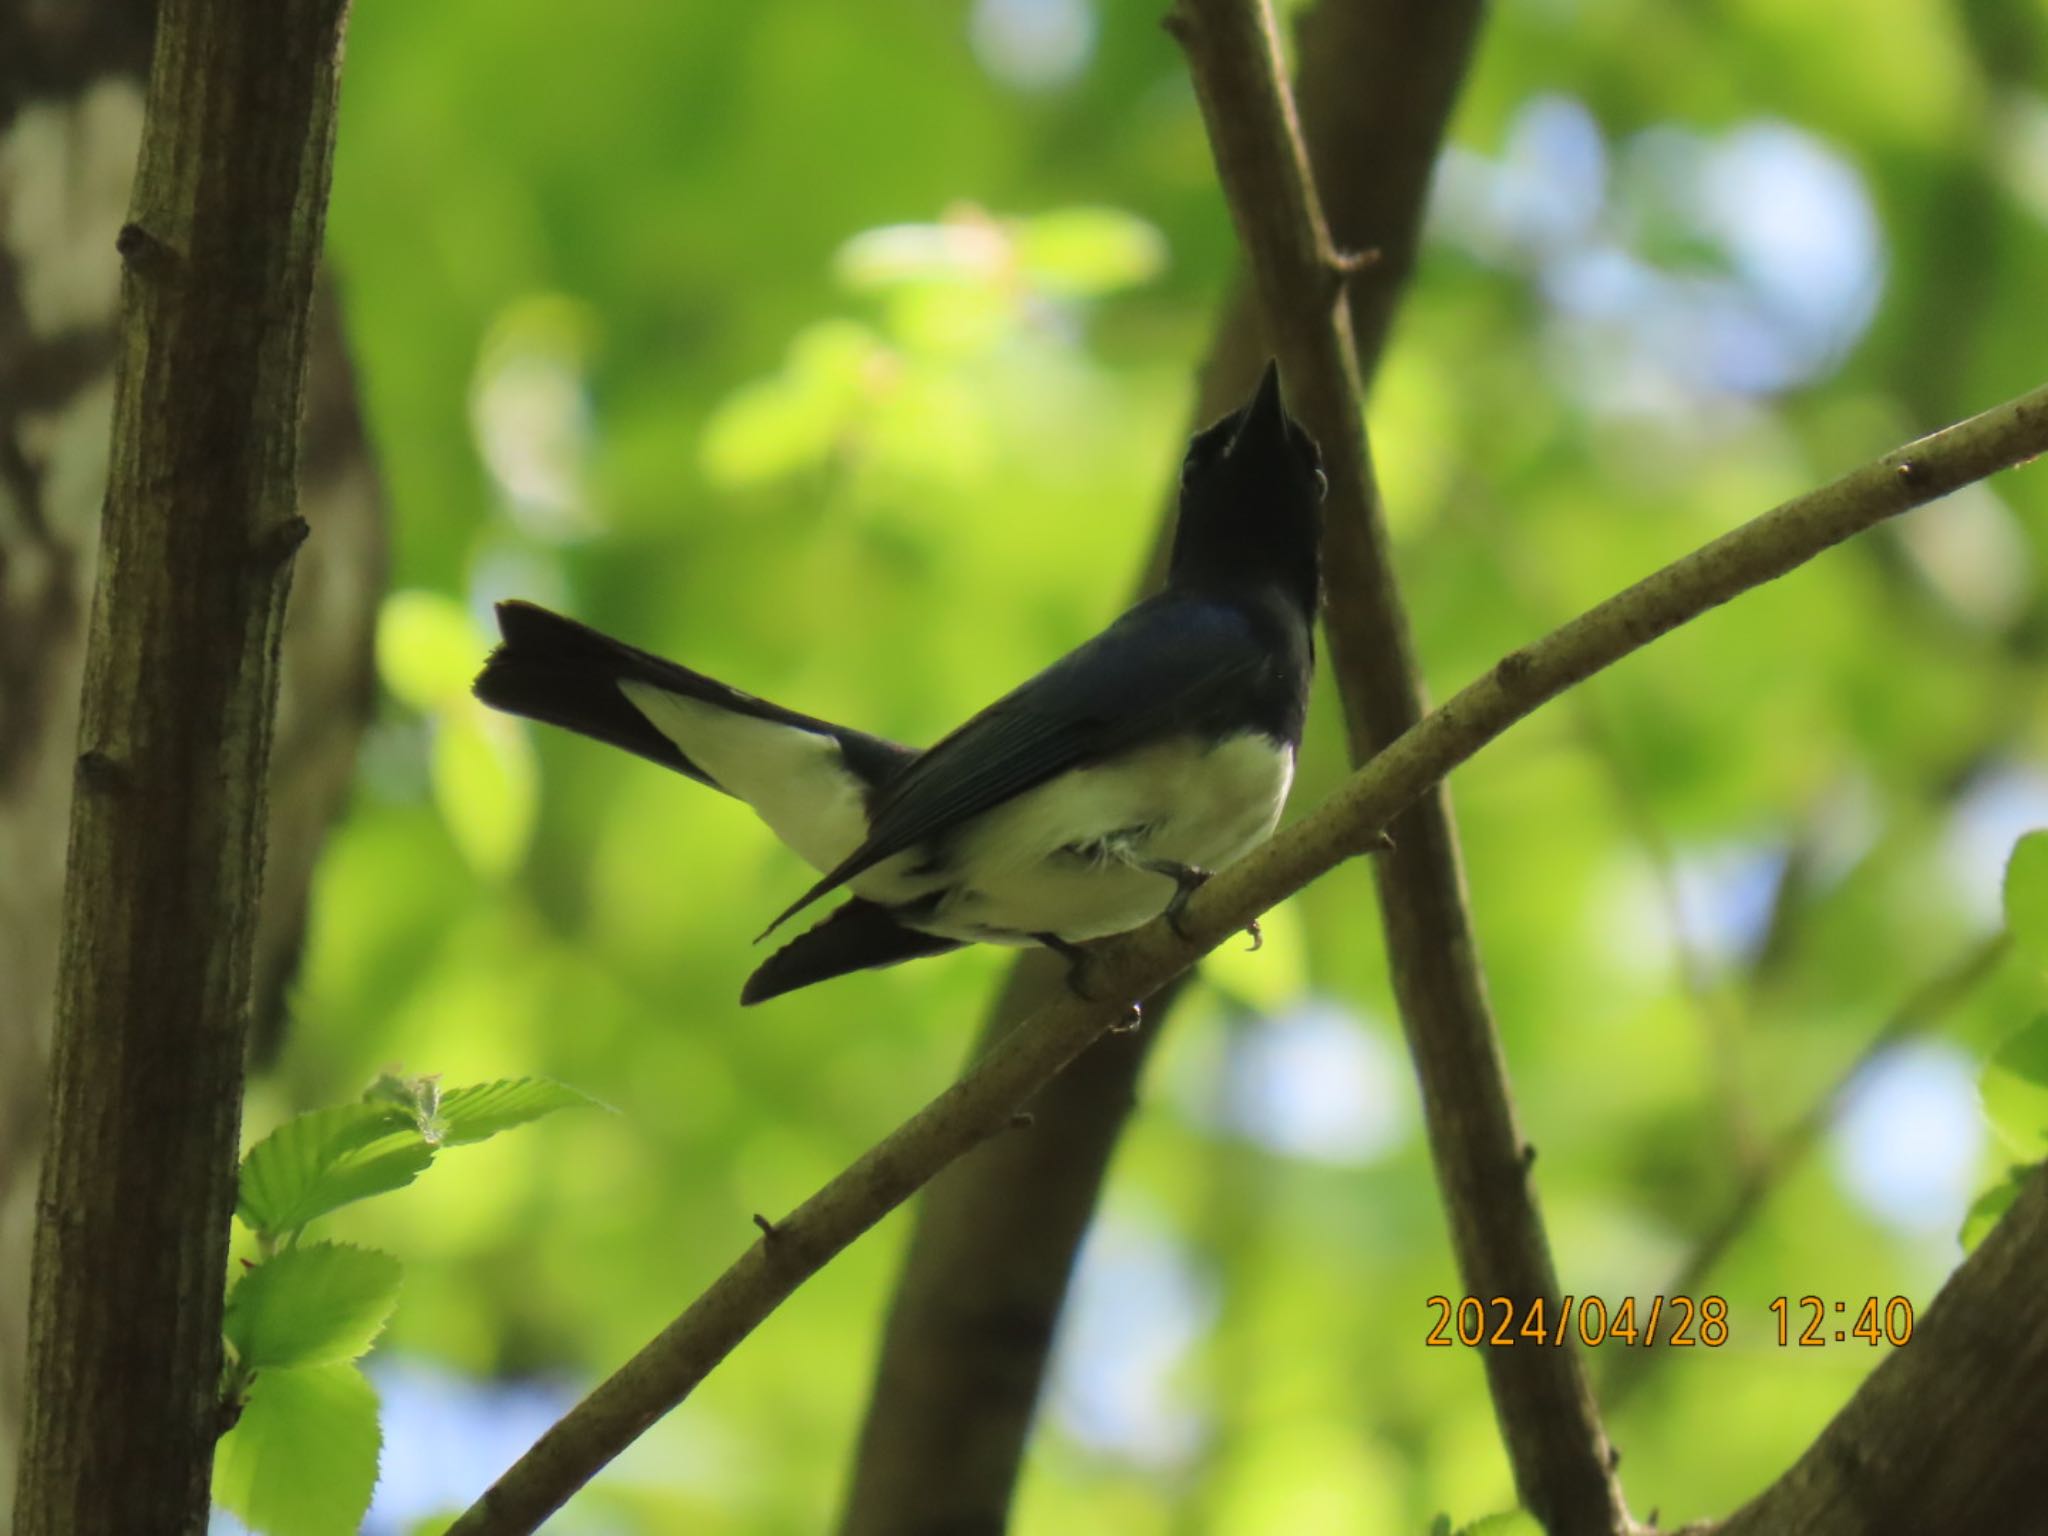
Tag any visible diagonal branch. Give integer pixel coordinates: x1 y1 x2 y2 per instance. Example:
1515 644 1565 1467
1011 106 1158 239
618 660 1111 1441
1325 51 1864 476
1168 0 1630 1526
443 362 2048 1535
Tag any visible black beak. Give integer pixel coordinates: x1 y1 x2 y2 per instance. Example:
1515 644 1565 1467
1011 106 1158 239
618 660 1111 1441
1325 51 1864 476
1229 359 1288 454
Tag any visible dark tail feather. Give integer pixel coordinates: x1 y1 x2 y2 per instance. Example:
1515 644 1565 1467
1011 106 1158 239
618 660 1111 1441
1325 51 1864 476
741 899 963 1005
474 600 914 794
474 601 721 786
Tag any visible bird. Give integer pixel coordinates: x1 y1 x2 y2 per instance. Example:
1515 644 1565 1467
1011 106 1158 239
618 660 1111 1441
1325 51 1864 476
473 361 1326 1006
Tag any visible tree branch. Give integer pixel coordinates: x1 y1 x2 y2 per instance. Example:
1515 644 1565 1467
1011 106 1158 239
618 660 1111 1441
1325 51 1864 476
444 358 2048 1536
836 5 1483 1528
1168 0 1632 1527
10 0 352 1531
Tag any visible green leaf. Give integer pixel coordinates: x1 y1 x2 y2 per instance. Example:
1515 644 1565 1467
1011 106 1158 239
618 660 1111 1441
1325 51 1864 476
214 1362 380 1536
238 1103 434 1241
431 707 537 877
699 321 883 488
433 1077 605 1147
1960 1166 2029 1252
364 1072 443 1130
1981 1014 2048 1158
226 1243 403 1370
836 220 995 289
2005 831 2048 969
1013 206 1166 296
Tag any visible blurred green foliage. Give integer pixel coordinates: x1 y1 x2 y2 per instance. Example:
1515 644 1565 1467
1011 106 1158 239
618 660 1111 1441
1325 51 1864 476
260 0 2048 1529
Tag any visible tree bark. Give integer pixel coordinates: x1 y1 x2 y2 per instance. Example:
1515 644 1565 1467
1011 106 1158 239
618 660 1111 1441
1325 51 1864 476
1714 1164 2048 1536
0 3 382 1514
9 0 355 1529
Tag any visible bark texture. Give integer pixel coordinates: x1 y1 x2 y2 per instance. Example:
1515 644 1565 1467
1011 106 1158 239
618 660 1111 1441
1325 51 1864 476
0 2 382 1512
10 0 356 1529
1716 1165 2048 1536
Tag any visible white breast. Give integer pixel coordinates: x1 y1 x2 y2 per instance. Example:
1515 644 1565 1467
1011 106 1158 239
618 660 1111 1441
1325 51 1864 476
858 732 1294 944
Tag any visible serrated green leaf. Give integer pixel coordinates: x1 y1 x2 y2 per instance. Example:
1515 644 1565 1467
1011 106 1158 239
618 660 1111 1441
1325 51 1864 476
238 1103 434 1241
2004 832 2048 969
1981 1014 2048 1158
226 1243 402 1370
1960 1166 2029 1251
364 1072 443 1130
214 1362 380 1536
433 1077 604 1147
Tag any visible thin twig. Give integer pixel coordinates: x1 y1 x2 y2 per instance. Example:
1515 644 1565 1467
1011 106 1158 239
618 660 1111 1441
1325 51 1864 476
1168 0 1631 1526
443 365 2048 1536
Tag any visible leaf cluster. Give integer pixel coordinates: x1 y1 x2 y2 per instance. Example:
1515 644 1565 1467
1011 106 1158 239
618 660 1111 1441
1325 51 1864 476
215 1076 599 1536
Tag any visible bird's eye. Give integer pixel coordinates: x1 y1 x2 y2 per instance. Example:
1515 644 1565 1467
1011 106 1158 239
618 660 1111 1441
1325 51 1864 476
1313 466 1329 498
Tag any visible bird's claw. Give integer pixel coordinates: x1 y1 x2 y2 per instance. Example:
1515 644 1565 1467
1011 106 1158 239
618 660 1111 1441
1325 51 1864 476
1036 933 1143 1031
1149 861 1262 953
1149 860 1213 942
1037 932 1095 997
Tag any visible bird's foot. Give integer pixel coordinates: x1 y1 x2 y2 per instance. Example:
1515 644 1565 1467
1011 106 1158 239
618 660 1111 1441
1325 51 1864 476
1034 933 1142 1030
1144 860 1261 951
1143 860 1212 940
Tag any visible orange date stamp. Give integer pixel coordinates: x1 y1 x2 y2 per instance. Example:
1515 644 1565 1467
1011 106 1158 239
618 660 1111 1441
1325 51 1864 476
1769 1295 1915 1347
1424 1294 1918 1348
1424 1294 1729 1348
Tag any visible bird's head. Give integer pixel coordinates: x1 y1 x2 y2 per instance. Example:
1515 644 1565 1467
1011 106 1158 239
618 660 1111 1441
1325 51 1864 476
1168 360 1326 617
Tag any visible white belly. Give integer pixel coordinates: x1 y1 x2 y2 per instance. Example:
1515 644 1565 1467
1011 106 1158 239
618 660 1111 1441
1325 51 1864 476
856 732 1294 943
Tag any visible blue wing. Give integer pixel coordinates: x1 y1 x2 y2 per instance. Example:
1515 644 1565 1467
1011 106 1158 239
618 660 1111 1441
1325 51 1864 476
759 592 1307 935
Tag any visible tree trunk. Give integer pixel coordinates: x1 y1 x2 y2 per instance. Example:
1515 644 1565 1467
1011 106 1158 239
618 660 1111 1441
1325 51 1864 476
0 4 382 1515
9 0 358 1529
